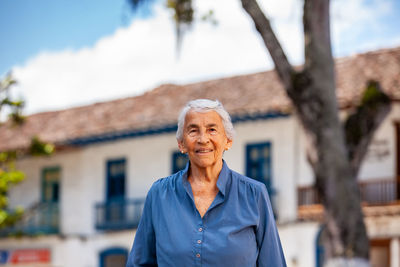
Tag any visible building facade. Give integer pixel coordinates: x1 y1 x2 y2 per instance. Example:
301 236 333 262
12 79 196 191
0 47 399 267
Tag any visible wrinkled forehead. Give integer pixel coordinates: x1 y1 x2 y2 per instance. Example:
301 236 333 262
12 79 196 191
184 110 224 127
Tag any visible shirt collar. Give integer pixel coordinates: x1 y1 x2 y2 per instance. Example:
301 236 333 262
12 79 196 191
181 160 230 197
216 160 229 196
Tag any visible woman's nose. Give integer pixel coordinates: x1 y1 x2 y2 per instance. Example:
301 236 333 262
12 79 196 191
197 131 209 143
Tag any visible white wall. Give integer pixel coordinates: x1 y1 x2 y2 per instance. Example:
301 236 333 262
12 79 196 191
81 133 179 201
279 222 320 267
292 102 400 186
227 116 298 222
0 230 135 267
295 121 315 187
10 133 181 236
10 115 302 232
12 150 86 235
358 103 400 180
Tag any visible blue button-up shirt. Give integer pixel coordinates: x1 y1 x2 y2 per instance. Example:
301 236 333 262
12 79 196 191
126 161 286 267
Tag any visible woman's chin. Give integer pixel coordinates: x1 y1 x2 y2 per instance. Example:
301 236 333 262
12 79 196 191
191 158 221 169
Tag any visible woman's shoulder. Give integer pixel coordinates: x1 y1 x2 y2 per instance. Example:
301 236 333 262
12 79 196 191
149 170 183 192
229 169 268 193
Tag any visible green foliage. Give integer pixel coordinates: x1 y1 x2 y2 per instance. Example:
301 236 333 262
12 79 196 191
0 73 54 230
166 0 194 25
128 0 194 53
0 73 17 91
0 206 24 229
0 73 25 125
29 136 55 156
200 9 218 26
166 0 193 53
0 159 25 227
361 80 390 108
345 80 391 158
128 0 217 54
0 73 27 228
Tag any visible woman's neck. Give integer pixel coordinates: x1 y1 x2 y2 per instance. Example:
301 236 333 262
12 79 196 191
188 160 223 185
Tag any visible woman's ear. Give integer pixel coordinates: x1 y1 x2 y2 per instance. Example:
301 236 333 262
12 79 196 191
178 141 186 154
225 139 233 151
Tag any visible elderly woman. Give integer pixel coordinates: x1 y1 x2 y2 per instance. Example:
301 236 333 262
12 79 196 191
126 99 286 267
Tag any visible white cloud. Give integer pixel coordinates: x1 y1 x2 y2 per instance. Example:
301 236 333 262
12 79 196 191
10 0 399 115
12 6 177 114
11 0 303 115
331 0 397 55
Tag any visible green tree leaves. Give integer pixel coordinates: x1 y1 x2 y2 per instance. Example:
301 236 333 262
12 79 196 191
0 73 54 230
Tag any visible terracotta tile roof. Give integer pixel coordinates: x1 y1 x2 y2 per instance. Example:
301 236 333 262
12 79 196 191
1 47 400 151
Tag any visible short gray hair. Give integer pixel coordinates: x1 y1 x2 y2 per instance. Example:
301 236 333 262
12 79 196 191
176 99 235 141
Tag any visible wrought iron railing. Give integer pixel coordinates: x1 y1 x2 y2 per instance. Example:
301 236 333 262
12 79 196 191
359 179 398 205
298 179 398 206
0 202 59 237
95 198 145 231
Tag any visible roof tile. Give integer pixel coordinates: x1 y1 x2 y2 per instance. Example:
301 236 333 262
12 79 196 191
1 47 400 151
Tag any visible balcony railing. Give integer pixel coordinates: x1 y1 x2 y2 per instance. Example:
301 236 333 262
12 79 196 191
0 202 59 237
95 198 145 231
298 179 399 206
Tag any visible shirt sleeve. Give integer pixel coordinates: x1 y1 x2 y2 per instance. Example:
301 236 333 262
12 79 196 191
256 184 287 267
126 184 157 267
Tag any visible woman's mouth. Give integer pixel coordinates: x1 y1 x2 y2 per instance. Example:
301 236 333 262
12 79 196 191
195 149 213 153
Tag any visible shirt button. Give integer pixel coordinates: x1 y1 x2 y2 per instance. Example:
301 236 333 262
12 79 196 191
198 227 203 232
197 240 202 244
196 253 201 258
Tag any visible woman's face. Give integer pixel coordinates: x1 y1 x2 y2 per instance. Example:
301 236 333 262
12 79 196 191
178 110 232 170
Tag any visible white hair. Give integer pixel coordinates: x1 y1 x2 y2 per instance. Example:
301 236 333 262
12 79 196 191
176 99 235 141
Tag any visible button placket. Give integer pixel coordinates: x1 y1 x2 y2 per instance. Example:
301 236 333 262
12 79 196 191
195 224 204 266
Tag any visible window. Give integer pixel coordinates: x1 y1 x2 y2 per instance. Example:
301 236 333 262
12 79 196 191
99 248 128 267
41 167 60 203
315 225 326 267
104 159 126 225
40 167 60 233
246 142 276 216
106 159 126 201
396 123 400 200
171 151 189 174
246 142 273 193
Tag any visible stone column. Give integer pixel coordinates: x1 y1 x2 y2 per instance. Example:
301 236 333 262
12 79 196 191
390 237 400 267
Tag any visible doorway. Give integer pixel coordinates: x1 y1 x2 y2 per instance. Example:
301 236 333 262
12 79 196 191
396 122 400 199
370 239 390 267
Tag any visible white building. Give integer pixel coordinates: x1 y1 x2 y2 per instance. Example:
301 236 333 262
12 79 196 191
0 47 399 267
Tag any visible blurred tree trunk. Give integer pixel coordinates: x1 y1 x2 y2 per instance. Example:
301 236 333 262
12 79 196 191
241 0 390 266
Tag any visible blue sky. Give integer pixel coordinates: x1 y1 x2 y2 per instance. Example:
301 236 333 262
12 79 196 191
0 0 157 76
330 0 400 56
1 0 400 114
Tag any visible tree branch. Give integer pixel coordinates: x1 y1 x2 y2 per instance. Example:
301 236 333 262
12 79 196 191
240 0 295 91
345 81 391 175
303 0 333 74
241 0 375 261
